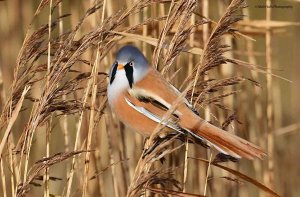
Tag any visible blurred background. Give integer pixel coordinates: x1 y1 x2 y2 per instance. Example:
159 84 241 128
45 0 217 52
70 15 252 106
0 0 299 196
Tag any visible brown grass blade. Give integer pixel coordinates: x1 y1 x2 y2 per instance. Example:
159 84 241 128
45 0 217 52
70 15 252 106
189 157 281 197
146 187 206 197
0 86 30 158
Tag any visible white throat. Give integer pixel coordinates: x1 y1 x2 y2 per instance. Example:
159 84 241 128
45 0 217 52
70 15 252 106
107 69 129 107
107 67 150 108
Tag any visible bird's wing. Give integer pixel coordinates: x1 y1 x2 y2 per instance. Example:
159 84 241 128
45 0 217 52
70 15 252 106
132 68 192 109
127 68 202 130
124 96 183 133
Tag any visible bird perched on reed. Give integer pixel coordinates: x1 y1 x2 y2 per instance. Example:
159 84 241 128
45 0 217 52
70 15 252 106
107 45 265 160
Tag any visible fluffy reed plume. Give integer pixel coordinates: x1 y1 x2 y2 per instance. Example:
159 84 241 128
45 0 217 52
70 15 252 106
190 0 247 99
0 0 296 196
17 151 86 196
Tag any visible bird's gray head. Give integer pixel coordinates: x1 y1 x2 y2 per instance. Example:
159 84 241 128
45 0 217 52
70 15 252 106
109 45 149 88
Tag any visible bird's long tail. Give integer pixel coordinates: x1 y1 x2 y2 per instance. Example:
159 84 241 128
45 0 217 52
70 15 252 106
190 119 266 160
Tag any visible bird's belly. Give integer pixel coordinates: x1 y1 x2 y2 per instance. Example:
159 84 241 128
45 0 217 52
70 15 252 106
111 92 169 136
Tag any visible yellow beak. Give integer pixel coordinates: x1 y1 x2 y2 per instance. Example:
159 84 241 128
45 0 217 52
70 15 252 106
117 64 125 70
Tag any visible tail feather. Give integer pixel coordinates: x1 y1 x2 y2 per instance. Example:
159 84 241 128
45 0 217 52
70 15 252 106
191 120 266 160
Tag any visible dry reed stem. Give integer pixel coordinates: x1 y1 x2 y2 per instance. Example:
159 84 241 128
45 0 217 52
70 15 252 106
201 0 212 195
65 64 95 197
105 113 120 197
0 158 6 197
203 152 212 196
265 0 275 193
44 119 52 197
275 123 300 136
0 86 30 157
82 47 100 197
243 5 263 193
7 139 16 196
189 157 281 197
44 0 53 196
58 0 70 159
182 137 189 192
152 0 175 69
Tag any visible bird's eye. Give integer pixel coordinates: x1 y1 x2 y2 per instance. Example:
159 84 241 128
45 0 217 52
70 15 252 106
129 61 134 66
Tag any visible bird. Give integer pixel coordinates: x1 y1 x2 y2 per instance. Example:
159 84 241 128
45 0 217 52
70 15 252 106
107 45 265 160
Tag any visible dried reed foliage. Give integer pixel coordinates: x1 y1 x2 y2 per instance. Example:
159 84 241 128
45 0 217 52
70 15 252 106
17 150 86 196
0 0 296 196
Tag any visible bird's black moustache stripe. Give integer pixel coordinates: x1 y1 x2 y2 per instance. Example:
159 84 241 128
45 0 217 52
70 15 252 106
109 62 134 88
109 62 118 85
124 63 134 88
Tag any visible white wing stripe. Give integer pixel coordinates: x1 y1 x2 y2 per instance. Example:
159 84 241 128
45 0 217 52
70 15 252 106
124 97 232 156
124 97 183 134
128 88 183 116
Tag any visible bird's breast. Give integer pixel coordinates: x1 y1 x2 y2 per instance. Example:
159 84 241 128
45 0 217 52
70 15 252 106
107 70 130 107
111 91 165 136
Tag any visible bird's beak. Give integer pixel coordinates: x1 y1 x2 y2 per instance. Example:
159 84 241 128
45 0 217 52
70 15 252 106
117 64 125 70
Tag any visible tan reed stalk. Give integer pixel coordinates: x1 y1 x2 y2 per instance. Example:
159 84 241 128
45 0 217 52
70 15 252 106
82 0 105 195
243 5 263 192
116 126 129 196
20 101 37 186
91 120 104 197
7 138 16 196
95 1 107 196
9 86 31 195
201 1 214 196
44 119 52 197
188 12 195 75
57 1 72 191
0 65 4 106
82 50 100 197
275 123 300 136
142 6 148 54
182 137 189 192
0 158 6 197
44 1 53 196
159 1 166 31
203 152 213 196
59 1 70 155
105 113 120 197
152 1 175 69
265 0 275 192
189 8 203 188
65 67 95 197
0 125 5 197
188 4 198 195
0 85 30 159
218 0 239 195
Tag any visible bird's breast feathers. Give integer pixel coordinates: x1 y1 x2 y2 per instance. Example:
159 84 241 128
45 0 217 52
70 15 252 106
107 69 130 107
